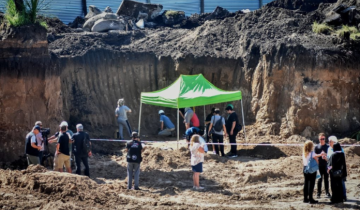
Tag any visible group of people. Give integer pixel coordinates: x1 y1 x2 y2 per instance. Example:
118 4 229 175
25 121 92 177
302 133 347 204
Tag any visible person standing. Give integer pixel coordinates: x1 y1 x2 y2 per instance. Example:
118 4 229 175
328 143 347 204
184 107 200 130
205 108 215 142
225 104 240 158
126 132 145 190
326 136 346 201
302 140 321 204
34 121 45 165
115 98 132 139
190 135 205 190
314 133 330 198
54 124 72 173
158 110 175 136
208 108 226 156
72 124 92 177
25 126 42 165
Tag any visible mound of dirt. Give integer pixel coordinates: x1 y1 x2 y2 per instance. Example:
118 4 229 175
141 146 190 170
339 137 358 145
243 171 287 184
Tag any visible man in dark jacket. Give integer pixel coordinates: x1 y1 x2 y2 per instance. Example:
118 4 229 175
126 132 145 190
225 104 240 158
25 126 42 165
314 133 330 198
72 124 92 177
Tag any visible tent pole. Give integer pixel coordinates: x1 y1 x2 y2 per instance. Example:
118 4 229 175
203 105 206 131
138 102 142 136
177 108 179 150
240 99 246 142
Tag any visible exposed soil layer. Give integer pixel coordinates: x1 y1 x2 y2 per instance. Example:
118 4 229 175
1 137 360 209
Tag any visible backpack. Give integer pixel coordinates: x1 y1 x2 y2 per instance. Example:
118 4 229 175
303 152 318 174
81 134 91 156
213 116 223 132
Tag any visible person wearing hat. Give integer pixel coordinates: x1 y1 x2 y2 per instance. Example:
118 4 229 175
158 110 175 136
115 98 132 140
25 125 42 165
125 132 145 190
225 104 241 158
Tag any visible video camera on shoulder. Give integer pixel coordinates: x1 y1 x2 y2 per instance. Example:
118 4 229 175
40 128 50 137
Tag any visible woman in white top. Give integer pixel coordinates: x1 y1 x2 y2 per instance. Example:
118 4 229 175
302 140 322 204
115 98 132 139
190 135 205 190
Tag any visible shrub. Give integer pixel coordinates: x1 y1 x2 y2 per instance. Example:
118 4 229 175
312 22 333 34
336 25 360 40
4 0 51 28
4 0 30 27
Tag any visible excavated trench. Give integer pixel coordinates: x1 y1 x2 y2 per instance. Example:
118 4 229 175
1 0 360 162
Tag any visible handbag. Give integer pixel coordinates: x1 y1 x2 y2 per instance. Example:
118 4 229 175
304 152 319 174
332 169 342 178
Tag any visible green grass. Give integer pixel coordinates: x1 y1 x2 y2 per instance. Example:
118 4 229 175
165 10 185 18
4 0 51 28
312 22 333 34
4 0 30 27
38 20 47 29
336 25 360 40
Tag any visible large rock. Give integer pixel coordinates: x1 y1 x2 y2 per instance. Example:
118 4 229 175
70 16 85 28
91 19 125 32
104 6 113 13
116 0 163 21
324 11 342 25
85 5 102 20
83 13 118 31
205 6 230 20
162 10 186 26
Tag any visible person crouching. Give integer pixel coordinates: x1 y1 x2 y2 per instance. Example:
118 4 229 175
190 135 205 190
126 132 145 190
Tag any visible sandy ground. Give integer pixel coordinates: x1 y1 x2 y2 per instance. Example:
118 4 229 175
0 136 359 210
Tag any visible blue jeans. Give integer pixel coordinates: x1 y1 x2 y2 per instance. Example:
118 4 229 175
118 119 132 139
38 151 43 165
75 155 90 177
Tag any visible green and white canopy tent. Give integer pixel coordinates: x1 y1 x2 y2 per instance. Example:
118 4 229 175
138 74 246 147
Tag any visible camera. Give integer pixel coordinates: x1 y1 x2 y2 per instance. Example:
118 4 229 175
40 128 50 137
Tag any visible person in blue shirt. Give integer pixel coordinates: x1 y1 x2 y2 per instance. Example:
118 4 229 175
158 110 175 136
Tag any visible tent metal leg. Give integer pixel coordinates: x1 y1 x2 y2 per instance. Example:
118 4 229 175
138 102 142 136
177 108 179 149
203 105 206 130
240 99 246 142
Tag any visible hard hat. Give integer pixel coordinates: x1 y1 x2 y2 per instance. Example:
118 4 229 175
158 110 165 114
59 121 68 127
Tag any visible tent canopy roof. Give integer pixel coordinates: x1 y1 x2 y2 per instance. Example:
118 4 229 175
141 74 242 108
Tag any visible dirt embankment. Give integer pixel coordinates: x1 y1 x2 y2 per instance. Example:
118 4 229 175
1 0 360 162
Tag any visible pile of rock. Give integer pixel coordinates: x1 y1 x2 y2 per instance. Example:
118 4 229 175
324 4 358 27
71 0 237 33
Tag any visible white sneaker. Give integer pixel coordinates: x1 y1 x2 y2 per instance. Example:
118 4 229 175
196 186 204 190
230 155 238 158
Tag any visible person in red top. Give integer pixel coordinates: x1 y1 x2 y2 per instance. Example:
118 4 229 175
184 107 200 129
